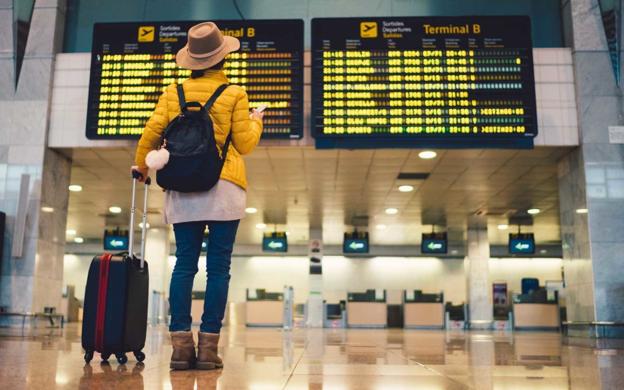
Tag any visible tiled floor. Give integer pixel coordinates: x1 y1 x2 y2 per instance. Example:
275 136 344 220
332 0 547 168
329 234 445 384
0 324 623 389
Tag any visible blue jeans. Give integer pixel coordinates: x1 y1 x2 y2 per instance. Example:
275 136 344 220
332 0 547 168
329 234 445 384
169 220 239 333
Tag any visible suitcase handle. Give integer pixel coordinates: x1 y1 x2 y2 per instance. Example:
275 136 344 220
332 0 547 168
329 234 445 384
129 170 151 269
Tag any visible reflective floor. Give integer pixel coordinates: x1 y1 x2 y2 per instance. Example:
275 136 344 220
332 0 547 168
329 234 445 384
0 324 623 389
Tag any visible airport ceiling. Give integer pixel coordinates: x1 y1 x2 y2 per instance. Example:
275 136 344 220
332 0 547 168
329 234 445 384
64 146 572 247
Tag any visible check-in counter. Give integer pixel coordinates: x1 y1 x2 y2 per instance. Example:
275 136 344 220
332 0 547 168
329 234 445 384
245 289 284 327
403 291 445 329
346 290 386 328
512 288 560 330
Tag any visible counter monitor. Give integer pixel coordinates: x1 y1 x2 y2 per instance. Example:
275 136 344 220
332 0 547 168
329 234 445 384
312 16 537 148
509 233 535 254
87 20 304 140
421 232 448 254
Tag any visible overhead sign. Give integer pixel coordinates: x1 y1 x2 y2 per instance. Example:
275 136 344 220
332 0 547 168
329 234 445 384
343 231 369 254
87 20 304 140
421 232 448 254
103 229 129 251
311 16 537 148
263 232 288 253
509 233 535 254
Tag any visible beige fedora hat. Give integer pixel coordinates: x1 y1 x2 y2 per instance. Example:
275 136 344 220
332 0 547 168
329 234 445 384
176 22 240 70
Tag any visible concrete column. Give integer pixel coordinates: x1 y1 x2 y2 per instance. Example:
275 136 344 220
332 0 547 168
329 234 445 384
0 0 70 321
558 0 624 336
144 227 171 324
465 215 492 329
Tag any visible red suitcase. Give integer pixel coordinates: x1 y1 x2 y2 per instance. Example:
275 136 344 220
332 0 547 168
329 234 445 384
82 172 150 364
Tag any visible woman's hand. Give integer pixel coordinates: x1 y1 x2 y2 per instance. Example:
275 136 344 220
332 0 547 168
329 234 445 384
249 109 264 121
131 166 148 182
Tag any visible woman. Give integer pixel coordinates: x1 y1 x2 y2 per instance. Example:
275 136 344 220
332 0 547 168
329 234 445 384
133 22 263 370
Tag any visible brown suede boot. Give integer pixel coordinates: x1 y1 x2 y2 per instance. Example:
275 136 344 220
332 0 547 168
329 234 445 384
170 331 196 370
197 332 223 370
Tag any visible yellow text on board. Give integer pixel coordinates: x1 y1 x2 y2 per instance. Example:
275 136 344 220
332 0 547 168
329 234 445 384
137 26 155 42
423 24 481 34
221 27 255 38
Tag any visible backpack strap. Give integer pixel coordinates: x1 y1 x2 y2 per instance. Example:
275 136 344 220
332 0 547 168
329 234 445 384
176 84 186 110
203 84 232 162
203 84 229 110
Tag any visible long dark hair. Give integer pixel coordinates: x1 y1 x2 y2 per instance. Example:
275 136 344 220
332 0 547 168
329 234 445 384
190 59 226 78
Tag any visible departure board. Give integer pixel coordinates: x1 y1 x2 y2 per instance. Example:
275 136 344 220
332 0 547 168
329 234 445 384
87 20 304 140
312 16 537 148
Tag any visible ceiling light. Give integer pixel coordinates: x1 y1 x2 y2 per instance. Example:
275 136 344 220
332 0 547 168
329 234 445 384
497 224 509 230
527 208 540 215
138 222 150 229
398 185 414 193
41 206 54 213
418 150 437 159
385 207 398 215
256 223 267 229
540 249 548 254
109 206 122 214
74 237 84 244
576 208 588 214
245 207 258 214
66 229 76 236
376 224 387 230
68 185 82 192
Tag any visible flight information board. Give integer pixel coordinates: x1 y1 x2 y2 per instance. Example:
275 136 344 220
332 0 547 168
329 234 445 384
312 16 537 148
87 20 304 140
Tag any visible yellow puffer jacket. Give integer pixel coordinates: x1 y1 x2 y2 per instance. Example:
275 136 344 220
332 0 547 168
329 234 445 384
134 70 262 189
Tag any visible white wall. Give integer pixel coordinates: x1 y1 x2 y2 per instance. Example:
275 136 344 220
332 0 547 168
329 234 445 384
64 254 563 305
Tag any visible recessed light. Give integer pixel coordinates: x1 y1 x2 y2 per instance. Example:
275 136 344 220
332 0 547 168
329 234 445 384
245 207 258 214
68 185 83 192
109 206 122 214
376 224 387 230
398 185 414 193
66 229 76 236
385 207 398 215
74 237 84 244
138 222 150 229
497 224 509 230
576 208 588 214
527 208 540 215
418 150 437 159
256 223 267 229
540 249 548 254
41 206 54 213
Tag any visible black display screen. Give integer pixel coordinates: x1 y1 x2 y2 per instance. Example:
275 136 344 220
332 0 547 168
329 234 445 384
421 232 448 254
311 16 537 148
343 232 370 254
509 233 535 254
87 20 304 140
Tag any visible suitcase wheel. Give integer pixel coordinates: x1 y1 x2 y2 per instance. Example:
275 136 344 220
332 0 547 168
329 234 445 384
101 353 111 362
116 353 128 365
134 351 146 362
84 350 94 363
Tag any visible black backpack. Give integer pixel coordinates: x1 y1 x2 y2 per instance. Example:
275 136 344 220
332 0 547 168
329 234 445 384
156 84 231 193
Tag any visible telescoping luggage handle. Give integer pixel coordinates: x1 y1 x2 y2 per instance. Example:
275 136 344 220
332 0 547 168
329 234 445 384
130 170 151 269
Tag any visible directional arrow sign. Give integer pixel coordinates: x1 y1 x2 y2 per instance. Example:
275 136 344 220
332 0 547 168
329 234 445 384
349 241 365 250
109 239 125 248
427 242 443 250
515 242 530 251
267 240 284 249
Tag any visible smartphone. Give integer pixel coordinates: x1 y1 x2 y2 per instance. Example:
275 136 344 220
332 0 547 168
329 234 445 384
254 104 268 113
